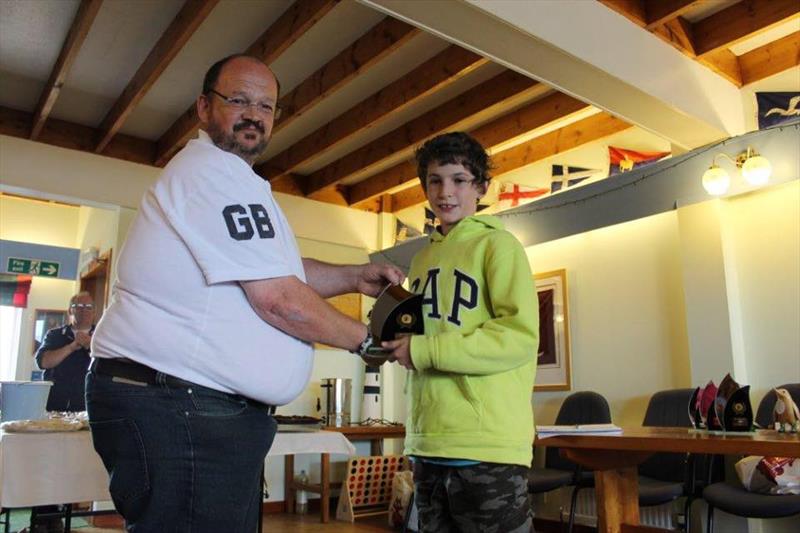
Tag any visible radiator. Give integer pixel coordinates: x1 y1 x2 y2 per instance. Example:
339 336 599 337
561 488 676 530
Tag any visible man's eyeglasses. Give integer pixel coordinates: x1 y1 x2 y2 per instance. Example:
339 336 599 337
70 303 94 310
207 89 282 119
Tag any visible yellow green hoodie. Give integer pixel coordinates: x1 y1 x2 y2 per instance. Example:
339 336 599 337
405 215 539 466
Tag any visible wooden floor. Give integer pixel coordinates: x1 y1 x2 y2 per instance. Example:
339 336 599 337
54 513 394 533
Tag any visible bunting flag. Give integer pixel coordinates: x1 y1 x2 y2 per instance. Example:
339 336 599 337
0 274 32 308
423 207 438 235
757 92 800 129
496 182 549 210
395 218 421 243
551 165 600 193
608 146 669 175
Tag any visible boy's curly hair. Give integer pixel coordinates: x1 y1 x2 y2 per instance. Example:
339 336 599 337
415 132 493 189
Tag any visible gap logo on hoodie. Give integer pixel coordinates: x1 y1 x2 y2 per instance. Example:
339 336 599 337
411 268 479 326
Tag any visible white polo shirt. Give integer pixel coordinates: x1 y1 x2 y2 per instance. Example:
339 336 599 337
92 131 313 405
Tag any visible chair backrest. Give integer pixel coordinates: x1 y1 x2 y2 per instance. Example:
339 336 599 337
638 389 694 482
545 391 612 471
755 383 800 428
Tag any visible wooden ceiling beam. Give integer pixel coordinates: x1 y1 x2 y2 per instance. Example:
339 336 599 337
2 105 155 166
95 0 219 154
271 17 419 135
739 30 800 85
348 91 590 207
643 0 703 30
652 16 696 55
599 0 647 26
693 0 800 57
30 0 103 141
154 0 339 166
257 45 487 180
303 70 539 198
388 113 633 212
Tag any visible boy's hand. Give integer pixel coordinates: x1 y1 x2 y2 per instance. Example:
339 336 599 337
382 336 414 370
356 263 405 297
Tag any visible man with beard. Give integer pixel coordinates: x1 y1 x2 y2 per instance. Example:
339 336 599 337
86 55 403 532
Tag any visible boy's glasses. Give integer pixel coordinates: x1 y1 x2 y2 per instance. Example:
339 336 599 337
70 303 94 310
207 89 282 119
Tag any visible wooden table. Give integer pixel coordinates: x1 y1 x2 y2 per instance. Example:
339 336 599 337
535 427 800 533
324 424 406 455
283 424 405 523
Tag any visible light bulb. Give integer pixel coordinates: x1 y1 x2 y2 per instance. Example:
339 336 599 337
702 165 730 196
742 155 771 186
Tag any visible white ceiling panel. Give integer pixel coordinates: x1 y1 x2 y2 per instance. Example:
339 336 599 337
122 0 293 139
0 0 80 80
50 0 184 126
260 31 448 160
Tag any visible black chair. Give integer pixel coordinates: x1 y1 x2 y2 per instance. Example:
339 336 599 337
529 391 612 533
637 388 715 533
704 383 800 533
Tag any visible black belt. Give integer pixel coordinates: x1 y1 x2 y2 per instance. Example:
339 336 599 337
89 358 276 414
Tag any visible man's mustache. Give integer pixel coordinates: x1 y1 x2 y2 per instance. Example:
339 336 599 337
234 120 265 134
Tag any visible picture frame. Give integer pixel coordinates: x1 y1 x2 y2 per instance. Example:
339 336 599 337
533 269 572 392
32 308 68 355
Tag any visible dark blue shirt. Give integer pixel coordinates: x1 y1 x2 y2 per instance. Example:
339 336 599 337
34 324 94 411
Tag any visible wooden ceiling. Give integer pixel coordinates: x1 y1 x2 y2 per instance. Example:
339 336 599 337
0 0 797 215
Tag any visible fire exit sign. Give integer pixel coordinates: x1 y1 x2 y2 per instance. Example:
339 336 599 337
6 257 60 278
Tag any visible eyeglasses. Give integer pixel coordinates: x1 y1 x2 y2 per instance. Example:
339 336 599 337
207 89 282 119
70 303 94 310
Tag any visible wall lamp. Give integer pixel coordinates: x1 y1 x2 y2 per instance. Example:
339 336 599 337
702 147 772 196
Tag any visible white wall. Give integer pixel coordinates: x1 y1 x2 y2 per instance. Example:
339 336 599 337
528 210 691 428
0 195 80 379
726 181 800 398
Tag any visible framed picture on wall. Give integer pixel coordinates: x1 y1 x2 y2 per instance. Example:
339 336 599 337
32 309 68 355
533 269 572 391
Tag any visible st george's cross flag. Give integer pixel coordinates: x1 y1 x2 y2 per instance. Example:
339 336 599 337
496 182 548 210
608 146 669 175
551 165 600 193
756 92 800 129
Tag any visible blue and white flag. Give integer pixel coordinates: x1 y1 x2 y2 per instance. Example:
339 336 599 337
551 165 599 193
757 92 800 129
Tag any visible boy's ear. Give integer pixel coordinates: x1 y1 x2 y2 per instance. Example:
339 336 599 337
477 180 489 198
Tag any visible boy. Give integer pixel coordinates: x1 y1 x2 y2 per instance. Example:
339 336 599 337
382 132 539 532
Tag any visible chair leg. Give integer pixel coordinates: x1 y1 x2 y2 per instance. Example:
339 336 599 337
567 486 582 533
706 503 714 533
683 496 694 533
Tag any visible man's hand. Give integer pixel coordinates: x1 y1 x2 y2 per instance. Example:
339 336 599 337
74 331 92 349
382 335 414 370
356 263 405 297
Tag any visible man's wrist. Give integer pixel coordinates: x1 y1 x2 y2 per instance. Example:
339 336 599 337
350 329 374 357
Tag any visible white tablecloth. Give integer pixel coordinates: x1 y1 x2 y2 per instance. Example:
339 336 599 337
0 430 109 508
0 429 354 508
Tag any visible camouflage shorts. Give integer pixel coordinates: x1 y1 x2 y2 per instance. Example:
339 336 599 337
412 460 533 533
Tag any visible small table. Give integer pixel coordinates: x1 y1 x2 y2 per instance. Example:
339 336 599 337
535 427 800 533
324 424 406 454
282 424 405 523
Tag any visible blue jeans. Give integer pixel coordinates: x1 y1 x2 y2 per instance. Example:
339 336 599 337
85 369 277 532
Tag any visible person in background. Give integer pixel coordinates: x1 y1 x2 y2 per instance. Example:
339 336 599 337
382 132 539 533
35 291 94 411
86 54 403 532
26 291 95 533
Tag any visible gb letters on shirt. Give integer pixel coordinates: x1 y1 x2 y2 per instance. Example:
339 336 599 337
411 268 479 326
223 204 275 240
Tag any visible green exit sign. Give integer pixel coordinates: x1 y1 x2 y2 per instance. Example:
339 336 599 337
6 257 60 278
